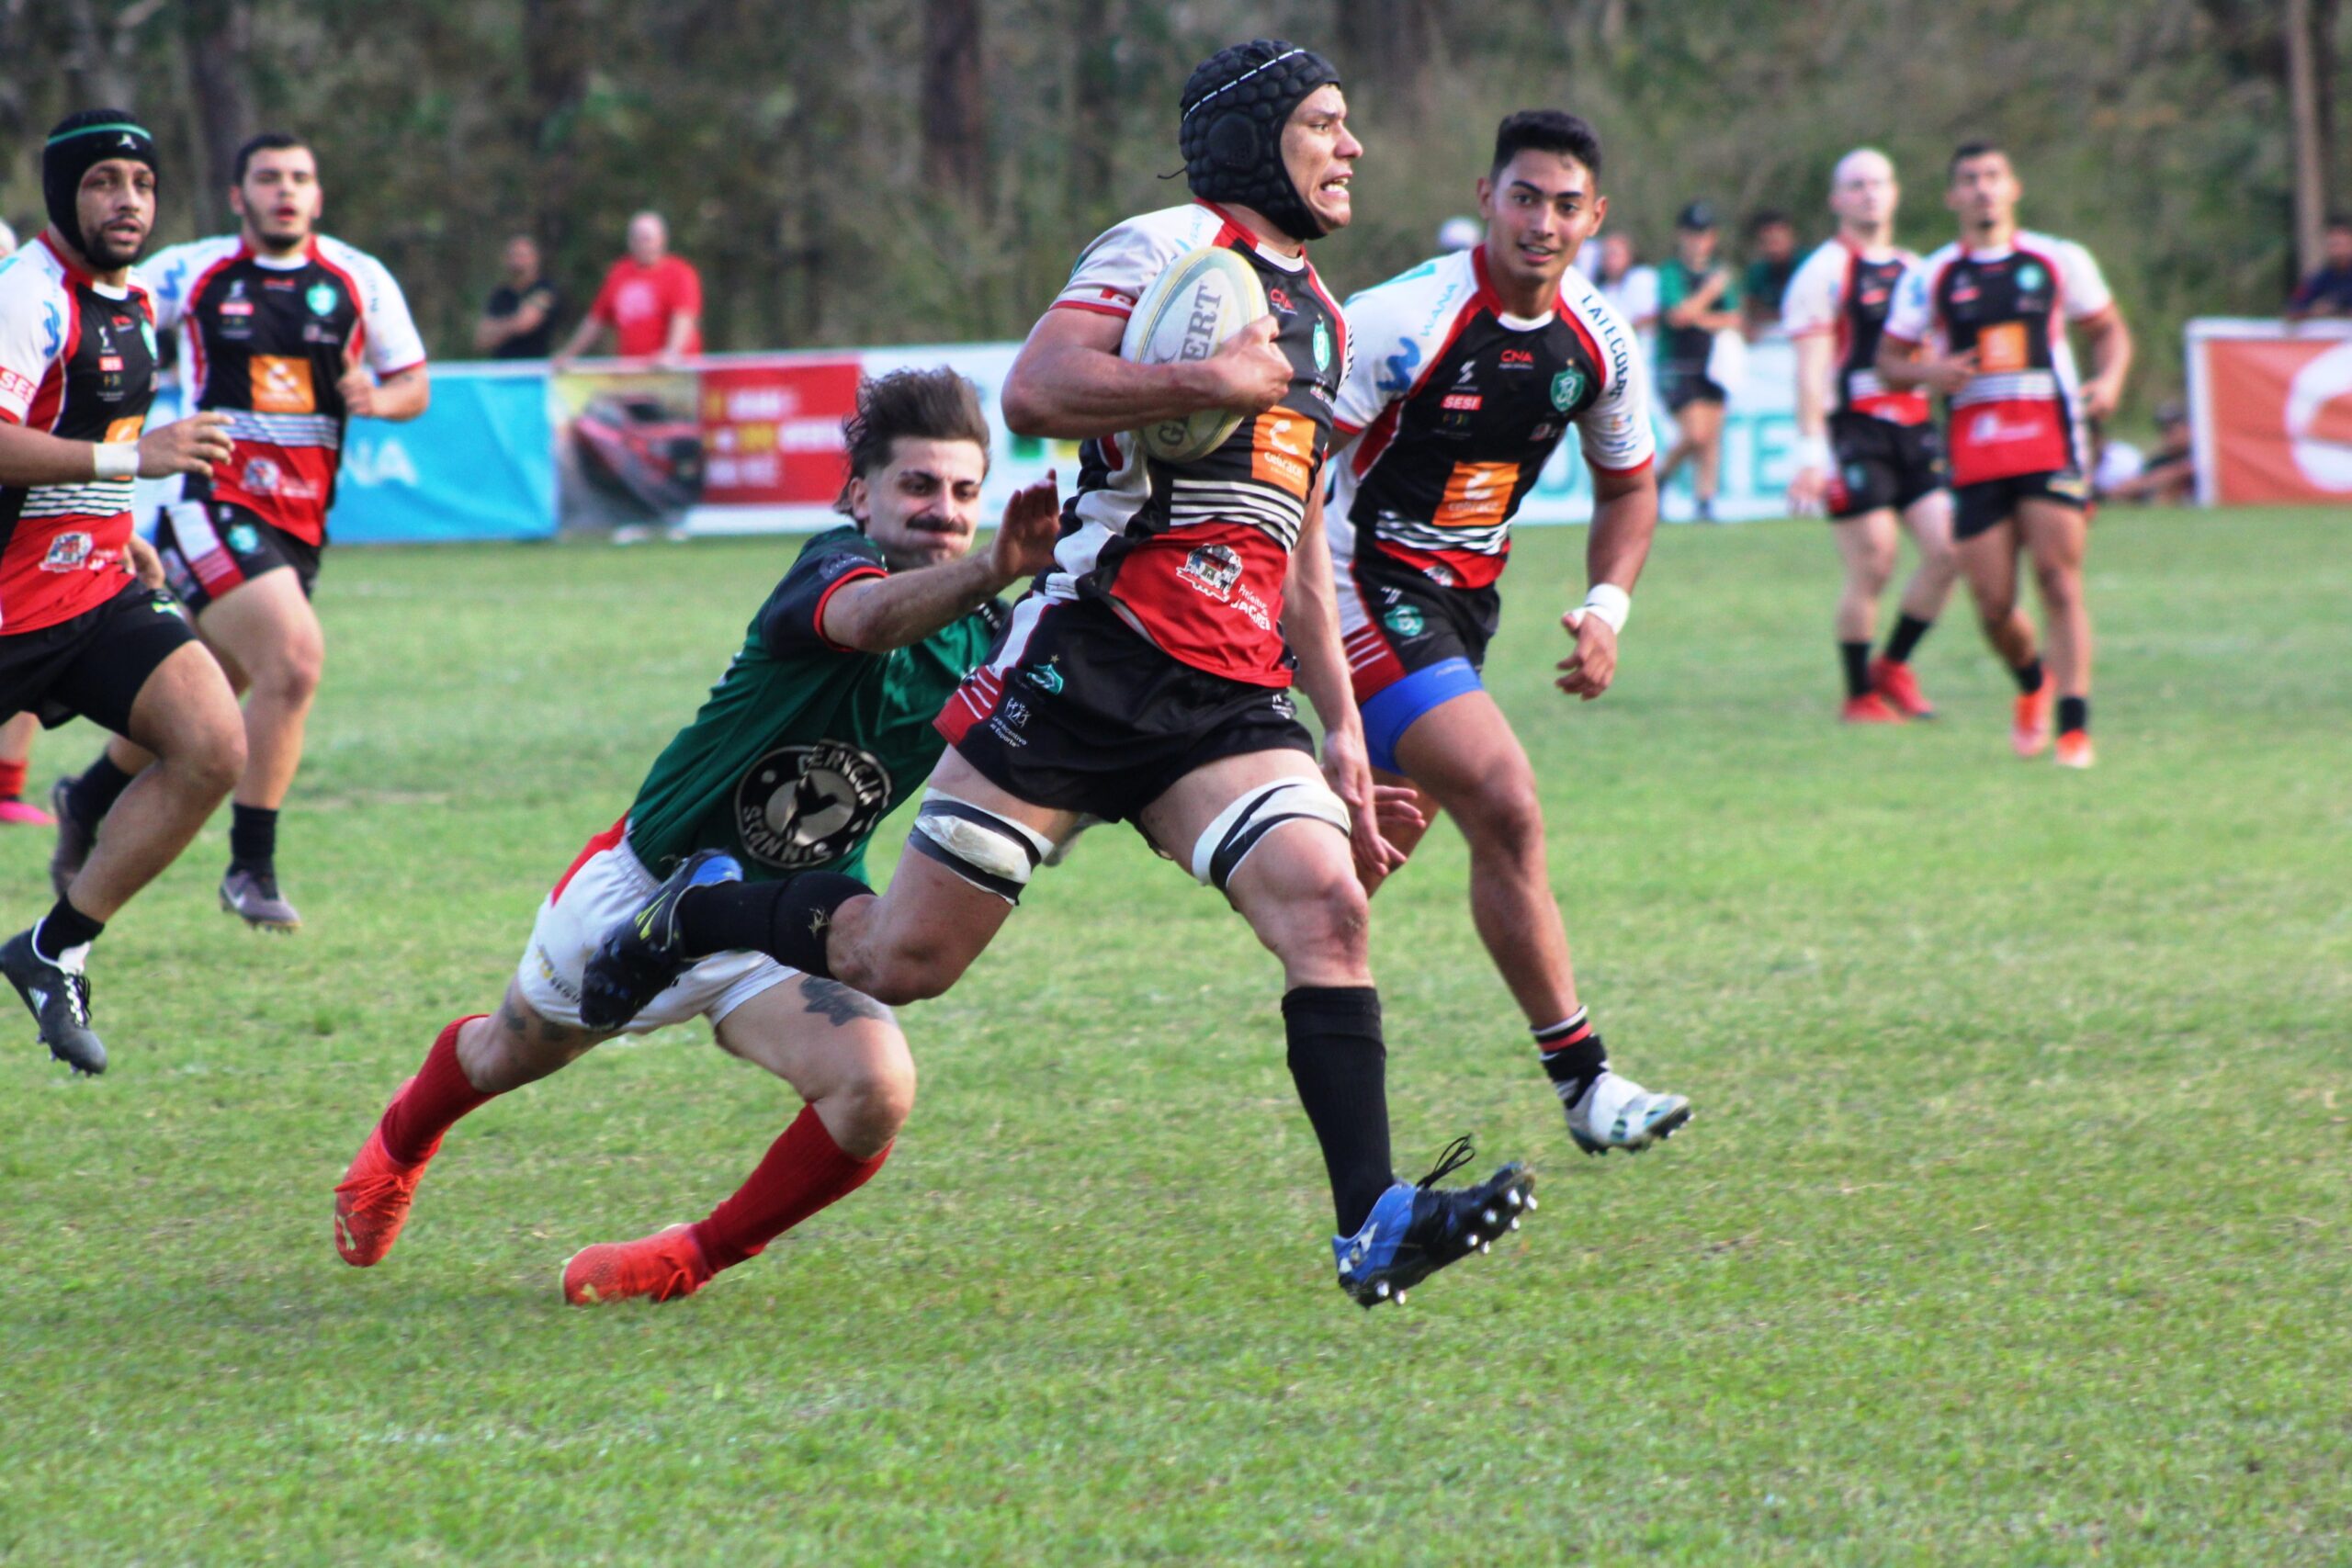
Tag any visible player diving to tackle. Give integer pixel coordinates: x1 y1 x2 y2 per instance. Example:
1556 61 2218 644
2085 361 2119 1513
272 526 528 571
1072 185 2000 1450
1876 141 2129 767
0 112 246 1075
1781 148 1958 724
581 40 1538 1309
1327 109 1691 1154
52 130 430 931
333 368 1060 1303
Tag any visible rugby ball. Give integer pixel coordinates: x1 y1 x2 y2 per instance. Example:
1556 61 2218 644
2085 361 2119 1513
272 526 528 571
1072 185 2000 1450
1119 244 1269 463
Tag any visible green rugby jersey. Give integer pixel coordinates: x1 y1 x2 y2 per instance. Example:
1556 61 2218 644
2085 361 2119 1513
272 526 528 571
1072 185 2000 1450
625 527 1007 883
1654 258 1738 375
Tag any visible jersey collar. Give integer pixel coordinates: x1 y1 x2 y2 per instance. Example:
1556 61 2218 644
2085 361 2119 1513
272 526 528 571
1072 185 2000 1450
1468 241 1561 331
1193 199 1308 272
38 230 138 299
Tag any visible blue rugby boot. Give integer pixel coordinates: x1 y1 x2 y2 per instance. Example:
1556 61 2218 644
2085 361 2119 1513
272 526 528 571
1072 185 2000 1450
1331 1137 1536 1308
578 849 741 1031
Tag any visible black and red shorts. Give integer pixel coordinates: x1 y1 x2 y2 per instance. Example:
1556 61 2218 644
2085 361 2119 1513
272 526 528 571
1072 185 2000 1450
1952 468 2092 541
1334 547 1500 773
0 578 197 735
1827 412 1946 520
156 501 322 615
934 592 1314 825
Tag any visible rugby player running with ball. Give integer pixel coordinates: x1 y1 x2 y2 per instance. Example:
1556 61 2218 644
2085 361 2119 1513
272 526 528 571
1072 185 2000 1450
333 369 1059 1303
582 40 1538 1309
1326 109 1692 1156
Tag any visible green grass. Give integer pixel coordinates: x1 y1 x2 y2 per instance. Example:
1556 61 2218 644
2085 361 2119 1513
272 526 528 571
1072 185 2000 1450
2 508 2346 1564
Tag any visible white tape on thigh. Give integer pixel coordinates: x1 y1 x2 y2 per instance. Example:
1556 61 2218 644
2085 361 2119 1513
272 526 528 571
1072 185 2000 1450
1190 777 1351 891
909 789 1058 900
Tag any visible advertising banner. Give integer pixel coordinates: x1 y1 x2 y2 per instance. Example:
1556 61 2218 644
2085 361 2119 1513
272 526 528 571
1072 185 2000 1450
2185 319 2352 505
335 338 1808 543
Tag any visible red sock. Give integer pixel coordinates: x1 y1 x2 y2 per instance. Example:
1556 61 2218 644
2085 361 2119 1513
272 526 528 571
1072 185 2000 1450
0 759 26 800
380 1015 495 1164
690 1103 891 1271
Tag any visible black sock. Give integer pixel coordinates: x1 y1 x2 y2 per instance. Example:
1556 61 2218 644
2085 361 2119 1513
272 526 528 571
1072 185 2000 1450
1838 640 1871 699
1282 986 1396 1236
1535 1008 1608 1107
673 872 871 977
2011 657 2045 695
2057 695 2089 735
229 804 277 873
64 755 136 829
1883 613 1933 665
33 897 105 963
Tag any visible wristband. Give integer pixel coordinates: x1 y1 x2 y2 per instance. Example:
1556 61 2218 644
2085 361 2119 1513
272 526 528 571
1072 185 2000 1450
93 443 138 481
1579 582 1631 635
1794 433 1832 469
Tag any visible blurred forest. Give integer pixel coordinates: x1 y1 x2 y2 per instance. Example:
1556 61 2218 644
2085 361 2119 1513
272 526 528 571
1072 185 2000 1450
4 0 2343 416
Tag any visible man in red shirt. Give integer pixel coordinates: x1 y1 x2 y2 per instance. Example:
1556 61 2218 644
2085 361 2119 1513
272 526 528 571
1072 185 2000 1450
555 211 702 366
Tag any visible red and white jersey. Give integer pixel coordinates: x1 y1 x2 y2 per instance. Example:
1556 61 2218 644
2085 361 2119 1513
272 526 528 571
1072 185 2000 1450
1329 245 1651 590
1781 236 1930 426
1883 231 2113 485
0 234 157 633
1044 201 1347 687
145 232 424 545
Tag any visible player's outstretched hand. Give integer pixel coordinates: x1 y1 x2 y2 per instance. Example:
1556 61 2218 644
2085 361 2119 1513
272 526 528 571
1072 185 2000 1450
123 533 166 589
1201 316 1291 417
1322 724 1408 886
989 471 1061 583
138 412 232 479
1555 608 1619 701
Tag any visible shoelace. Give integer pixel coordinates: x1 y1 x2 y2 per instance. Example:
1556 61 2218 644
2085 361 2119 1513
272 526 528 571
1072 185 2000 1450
1415 1134 1476 1190
62 973 91 1025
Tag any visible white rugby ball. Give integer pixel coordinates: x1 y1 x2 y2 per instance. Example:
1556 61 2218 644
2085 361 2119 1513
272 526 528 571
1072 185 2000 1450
1119 244 1269 463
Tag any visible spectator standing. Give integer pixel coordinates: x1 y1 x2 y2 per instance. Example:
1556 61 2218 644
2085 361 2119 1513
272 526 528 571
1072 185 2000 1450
474 234 565 358
1743 208 1799 339
2285 216 2352 321
1655 201 1742 521
556 211 702 367
1594 231 1657 340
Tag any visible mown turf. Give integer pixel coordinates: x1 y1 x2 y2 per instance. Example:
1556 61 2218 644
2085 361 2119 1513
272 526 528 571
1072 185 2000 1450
2 507 2346 1564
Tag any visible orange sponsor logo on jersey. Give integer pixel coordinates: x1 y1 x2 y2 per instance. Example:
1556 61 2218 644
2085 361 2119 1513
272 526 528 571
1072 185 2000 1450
251 355 316 414
1250 409 1315 498
103 415 145 446
1434 461 1519 530
1976 321 2030 375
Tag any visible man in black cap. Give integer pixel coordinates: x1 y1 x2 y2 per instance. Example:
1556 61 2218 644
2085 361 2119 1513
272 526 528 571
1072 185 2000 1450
578 39 1538 1311
1654 200 1742 521
0 110 247 1074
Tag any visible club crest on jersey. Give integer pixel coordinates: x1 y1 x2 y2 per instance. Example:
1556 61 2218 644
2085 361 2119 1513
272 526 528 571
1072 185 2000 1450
227 522 261 555
1023 658 1065 695
1551 367 1587 412
1312 321 1333 373
2014 262 2046 295
1383 604 1426 637
306 282 337 316
733 739 891 871
1178 543 1244 603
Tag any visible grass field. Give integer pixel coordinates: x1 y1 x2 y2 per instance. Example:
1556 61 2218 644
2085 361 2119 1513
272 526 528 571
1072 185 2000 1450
2 507 2346 1564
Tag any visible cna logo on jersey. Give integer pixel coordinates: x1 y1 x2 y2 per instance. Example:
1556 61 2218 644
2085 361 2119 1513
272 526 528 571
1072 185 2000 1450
733 739 891 870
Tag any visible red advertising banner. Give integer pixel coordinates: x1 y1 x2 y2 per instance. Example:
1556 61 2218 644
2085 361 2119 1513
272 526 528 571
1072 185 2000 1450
698 359 862 506
2188 321 2352 505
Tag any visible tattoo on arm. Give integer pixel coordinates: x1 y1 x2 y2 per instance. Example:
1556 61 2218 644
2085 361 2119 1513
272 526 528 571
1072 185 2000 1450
800 977 891 1028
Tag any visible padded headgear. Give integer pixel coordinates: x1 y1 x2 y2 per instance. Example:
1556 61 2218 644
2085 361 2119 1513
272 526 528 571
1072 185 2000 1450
1179 39 1342 243
43 109 159 262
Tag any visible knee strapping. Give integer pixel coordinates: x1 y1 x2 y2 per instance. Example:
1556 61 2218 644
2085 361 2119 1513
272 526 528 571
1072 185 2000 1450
907 791 1057 904
1191 777 1351 893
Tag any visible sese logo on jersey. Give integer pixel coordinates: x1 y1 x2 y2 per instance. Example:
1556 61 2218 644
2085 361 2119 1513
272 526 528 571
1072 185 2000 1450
733 739 892 870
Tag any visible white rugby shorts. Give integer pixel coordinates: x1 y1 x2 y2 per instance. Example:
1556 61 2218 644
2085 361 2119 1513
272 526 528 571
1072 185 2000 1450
514 818 796 1034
